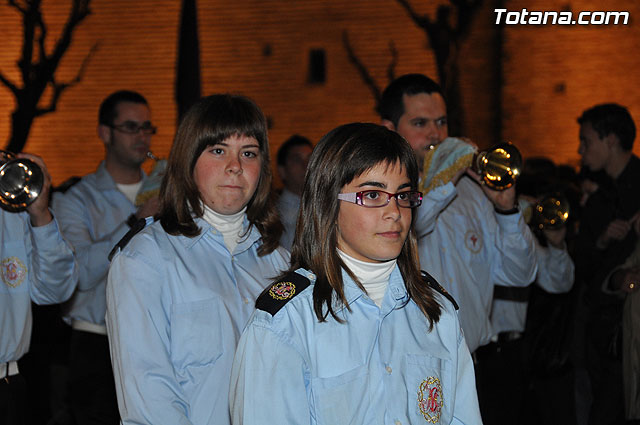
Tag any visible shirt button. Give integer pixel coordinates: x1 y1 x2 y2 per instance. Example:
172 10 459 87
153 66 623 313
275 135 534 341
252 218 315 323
243 297 249 304
395 420 402 425
386 366 392 374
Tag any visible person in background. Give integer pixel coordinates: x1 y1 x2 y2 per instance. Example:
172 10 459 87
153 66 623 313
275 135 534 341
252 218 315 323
378 73 537 353
573 103 640 425
1 153 77 425
275 134 313 251
603 218 640 423
106 94 289 425
52 90 160 425
230 123 482 424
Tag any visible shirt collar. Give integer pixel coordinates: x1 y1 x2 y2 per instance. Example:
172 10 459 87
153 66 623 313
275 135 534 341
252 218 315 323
340 265 408 310
94 161 147 191
178 215 261 253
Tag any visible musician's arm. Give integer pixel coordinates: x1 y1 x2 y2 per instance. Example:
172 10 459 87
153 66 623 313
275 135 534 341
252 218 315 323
488 191 538 287
414 181 456 238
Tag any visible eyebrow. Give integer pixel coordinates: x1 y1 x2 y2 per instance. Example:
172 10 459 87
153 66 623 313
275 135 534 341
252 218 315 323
355 181 412 190
211 141 260 149
410 115 446 123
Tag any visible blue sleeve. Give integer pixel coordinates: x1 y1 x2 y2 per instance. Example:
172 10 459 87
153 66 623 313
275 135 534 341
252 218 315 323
230 316 312 425
27 215 78 305
414 182 457 238
106 244 193 425
535 242 574 294
52 191 129 291
451 313 483 424
490 210 538 287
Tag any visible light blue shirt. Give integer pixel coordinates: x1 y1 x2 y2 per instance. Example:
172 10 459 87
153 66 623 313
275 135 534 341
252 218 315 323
106 217 290 425
414 181 457 238
491 239 574 334
418 177 538 352
1 210 77 362
230 267 482 425
51 162 139 326
276 188 300 251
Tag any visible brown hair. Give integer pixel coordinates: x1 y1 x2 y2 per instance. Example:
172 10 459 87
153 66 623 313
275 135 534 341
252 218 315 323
158 94 282 255
285 122 441 326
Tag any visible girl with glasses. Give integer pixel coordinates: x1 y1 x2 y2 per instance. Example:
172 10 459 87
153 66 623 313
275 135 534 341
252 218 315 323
105 94 289 425
230 122 481 424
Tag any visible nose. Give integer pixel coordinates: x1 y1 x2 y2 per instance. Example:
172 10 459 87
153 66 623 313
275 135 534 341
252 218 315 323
226 155 242 174
382 196 402 221
424 121 442 144
136 130 151 143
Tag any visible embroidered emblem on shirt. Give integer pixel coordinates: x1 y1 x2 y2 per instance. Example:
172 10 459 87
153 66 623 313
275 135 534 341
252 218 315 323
464 229 482 253
256 272 311 316
269 281 296 300
418 376 443 423
1 256 27 288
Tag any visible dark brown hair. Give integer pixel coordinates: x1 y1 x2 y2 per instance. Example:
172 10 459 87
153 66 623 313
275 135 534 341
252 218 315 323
286 122 441 326
159 94 282 255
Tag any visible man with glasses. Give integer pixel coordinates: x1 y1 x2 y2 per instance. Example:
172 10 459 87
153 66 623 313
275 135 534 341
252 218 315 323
52 90 160 425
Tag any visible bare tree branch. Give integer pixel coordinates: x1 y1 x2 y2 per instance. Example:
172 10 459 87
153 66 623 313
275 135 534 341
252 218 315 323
34 6 47 64
2 0 94 152
7 0 27 14
35 41 98 116
342 30 382 106
395 0 431 30
49 0 91 70
0 71 19 95
386 40 398 83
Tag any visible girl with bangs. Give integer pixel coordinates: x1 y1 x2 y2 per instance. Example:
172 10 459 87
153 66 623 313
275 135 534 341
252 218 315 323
106 94 289 425
230 123 482 424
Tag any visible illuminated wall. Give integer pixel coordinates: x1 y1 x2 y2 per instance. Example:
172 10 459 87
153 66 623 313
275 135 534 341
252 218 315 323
501 0 640 169
0 0 638 185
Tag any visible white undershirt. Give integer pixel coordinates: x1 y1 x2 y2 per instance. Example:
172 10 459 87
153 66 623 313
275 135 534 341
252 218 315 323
117 181 143 205
201 204 247 253
338 249 396 307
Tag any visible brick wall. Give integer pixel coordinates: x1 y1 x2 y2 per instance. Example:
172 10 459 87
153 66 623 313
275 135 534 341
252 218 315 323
501 0 640 169
0 0 637 186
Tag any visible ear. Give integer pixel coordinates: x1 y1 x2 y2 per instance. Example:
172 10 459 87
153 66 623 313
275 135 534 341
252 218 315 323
604 133 620 149
97 124 111 146
381 119 396 131
277 165 287 182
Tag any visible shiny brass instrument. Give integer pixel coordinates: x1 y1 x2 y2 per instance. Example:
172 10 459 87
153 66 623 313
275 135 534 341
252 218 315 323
135 151 167 206
531 194 570 230
473 142 522 191
0 150 44 212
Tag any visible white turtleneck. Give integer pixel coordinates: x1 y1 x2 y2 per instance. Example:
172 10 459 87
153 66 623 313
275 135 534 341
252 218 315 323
201 204 247 253
338 249 397 307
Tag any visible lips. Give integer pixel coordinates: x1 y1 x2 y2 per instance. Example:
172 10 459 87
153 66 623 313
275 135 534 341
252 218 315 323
378 231 403 238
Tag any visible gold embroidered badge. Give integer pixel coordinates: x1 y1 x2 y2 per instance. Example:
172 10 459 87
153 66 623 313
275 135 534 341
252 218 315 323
1 256 27 288
418 376 443 423
269 281 296 300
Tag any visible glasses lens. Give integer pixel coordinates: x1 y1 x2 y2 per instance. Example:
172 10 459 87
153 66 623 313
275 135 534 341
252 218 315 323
360 190 387 207
397 191 422 208
140 125 157 135
114 122 156 135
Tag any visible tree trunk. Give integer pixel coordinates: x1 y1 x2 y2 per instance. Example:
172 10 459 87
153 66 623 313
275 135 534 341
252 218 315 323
7 108 36 153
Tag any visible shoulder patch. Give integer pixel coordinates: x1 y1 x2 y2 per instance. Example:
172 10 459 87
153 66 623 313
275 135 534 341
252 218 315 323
421 271 459 310
108 217 152 261
256 271 311 316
